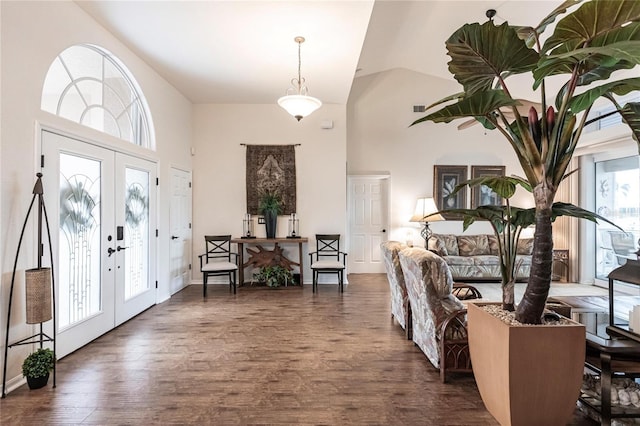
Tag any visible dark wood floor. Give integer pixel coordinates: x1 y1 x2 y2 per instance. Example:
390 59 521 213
1 274 596 425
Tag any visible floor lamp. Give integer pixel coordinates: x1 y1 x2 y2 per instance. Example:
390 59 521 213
2 173 56 397
410 197 444 249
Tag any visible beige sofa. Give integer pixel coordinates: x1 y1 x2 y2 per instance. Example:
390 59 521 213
428 233 533 281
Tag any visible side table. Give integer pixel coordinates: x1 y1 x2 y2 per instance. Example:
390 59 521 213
581 332 640 425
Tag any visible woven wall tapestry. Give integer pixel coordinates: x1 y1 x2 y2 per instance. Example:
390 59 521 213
246 145 296 215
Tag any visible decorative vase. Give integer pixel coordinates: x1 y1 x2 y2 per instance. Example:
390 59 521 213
264 210 277 239
26 373 49 390
467 302 585 426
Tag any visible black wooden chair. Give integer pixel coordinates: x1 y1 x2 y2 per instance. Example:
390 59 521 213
309 234 348 293
198 235 238 297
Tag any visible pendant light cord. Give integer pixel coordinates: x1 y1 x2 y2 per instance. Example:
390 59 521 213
297 39 302 93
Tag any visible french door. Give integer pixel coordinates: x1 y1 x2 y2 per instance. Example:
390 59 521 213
42 130 157 357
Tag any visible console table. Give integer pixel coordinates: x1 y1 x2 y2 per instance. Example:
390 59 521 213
231 237 308 286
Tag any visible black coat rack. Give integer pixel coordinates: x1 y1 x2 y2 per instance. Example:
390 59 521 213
2 173 57 397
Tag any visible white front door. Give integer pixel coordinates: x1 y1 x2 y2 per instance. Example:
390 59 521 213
114 154 157 326
348 176 389 273
42 130 157 357
169 167 192 295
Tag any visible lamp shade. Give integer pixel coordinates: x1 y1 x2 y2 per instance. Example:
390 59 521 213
410 197 444 222
277 94 322 121
25 267 52 324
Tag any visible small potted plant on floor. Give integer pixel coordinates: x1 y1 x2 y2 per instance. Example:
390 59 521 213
22 347 55 390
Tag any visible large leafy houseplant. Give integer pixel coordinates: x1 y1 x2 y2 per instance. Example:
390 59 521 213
438 175 621 311
413 0 640 324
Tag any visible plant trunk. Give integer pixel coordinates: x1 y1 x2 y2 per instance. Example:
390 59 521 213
515 185 555 324
502 279 515 311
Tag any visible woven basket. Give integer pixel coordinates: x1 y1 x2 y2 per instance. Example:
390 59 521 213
25 267 52 324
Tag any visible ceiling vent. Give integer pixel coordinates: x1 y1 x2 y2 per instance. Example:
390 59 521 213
413 105 426 113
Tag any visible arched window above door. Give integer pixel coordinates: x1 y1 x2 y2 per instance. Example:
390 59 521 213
41 44 154 149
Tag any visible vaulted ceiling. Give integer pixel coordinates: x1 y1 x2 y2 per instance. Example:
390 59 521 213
76 1 562 105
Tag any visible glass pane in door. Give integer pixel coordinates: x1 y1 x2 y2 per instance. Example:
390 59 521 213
124 167 149 299
58 153 102 328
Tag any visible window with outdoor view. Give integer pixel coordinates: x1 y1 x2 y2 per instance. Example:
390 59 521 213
594 156 640 280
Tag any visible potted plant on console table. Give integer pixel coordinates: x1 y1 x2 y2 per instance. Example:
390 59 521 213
258 190 283 239
412 1 640 424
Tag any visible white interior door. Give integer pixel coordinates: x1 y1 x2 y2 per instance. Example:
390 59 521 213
169 167 192 295
42 130 157 356
348 176 389 273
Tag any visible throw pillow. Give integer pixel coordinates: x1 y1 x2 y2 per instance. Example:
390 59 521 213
488 235 500 255
458 235 490 256
517 238 534 255
428 236 448 256
441 234 459 256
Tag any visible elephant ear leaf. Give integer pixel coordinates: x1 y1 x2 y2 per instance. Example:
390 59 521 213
551 202 624 231
445 21 539 95
534 1 640 87
568 78 640 114
452 175 531 199
542 0 640 54
619 102 640 148
516 0 584 48
411 90 519 126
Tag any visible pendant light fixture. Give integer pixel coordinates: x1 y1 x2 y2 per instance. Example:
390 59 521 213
277 36 322 121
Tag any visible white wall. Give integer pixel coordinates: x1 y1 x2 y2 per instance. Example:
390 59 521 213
192 104 347 284
1 1 192 390
347 68 531 244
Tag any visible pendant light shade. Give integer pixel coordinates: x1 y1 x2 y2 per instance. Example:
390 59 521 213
277 36 322 121
277 95 322 121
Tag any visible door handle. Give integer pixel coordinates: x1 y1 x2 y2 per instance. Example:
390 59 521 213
171 236 179 240
381 229 386 233
117 246 128 252
107 247 116 257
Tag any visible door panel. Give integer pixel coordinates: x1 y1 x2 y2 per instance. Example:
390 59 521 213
169 168 192 295
348 177 388 273
43 131 115 357
114 154 157 326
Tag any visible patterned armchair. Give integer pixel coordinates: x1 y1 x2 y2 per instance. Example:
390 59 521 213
380 241 411 339
398 247 475 383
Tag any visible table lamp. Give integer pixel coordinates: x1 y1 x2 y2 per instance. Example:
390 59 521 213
410 197 444 249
